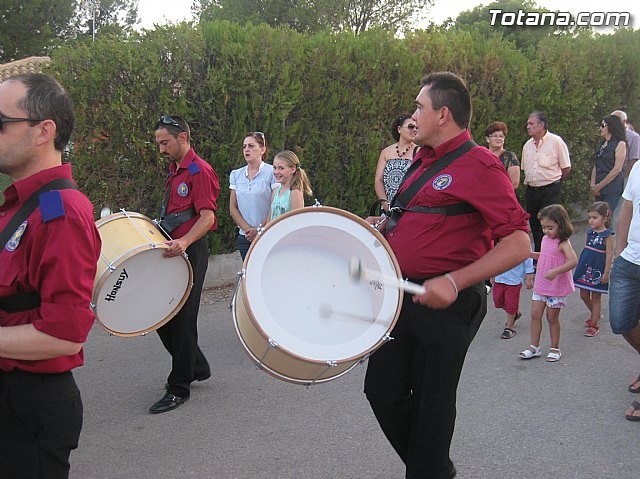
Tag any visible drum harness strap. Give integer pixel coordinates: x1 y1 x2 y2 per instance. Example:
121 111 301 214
384 140 478 233
0 178 77 313
157 175 197 235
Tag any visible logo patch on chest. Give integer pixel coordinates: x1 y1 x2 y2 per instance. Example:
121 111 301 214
177 182 189 197
5 220 28 252
433 174 452 191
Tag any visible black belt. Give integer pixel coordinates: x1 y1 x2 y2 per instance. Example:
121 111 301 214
527 180 561 191
0 292 41 313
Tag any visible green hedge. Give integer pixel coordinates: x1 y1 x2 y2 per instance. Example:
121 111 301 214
37 22 640 252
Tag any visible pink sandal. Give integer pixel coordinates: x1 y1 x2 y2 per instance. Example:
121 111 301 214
584 325 599 337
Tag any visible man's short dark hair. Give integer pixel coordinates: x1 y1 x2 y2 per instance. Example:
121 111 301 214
156 114 191 142
10 73 74 152
421 72 471 129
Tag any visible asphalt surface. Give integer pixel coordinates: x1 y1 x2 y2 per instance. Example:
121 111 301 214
70 224 640 479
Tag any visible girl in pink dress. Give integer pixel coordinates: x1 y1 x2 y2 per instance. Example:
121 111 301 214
520 204 578 362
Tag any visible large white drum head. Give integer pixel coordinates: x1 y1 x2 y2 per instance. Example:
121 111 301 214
93 247 192 336
244 207 401 363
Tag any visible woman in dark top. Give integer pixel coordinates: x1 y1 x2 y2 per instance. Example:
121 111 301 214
591 115 627 212
485 121 520 190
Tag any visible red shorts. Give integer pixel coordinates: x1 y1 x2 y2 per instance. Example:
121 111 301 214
492 282 523 315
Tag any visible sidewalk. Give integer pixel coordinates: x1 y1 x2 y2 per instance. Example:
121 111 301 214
70 223 639 479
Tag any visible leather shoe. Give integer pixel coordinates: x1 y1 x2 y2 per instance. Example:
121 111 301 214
149 393 188 414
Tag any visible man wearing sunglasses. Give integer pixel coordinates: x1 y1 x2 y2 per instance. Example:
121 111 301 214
150 115 220 414
0 74 102 478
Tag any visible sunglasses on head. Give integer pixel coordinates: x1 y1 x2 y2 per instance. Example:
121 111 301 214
254 131 267 144
0 115 44 131
157 115 184 132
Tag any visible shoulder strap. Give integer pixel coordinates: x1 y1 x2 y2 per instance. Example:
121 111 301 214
0 178 77 250
391 140 476 209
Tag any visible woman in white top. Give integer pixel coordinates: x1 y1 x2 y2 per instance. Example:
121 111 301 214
229 132 278 260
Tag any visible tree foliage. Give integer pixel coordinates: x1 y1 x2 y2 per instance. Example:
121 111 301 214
0 0 76 62
451 0 575 52
42 21 640 252
193 0 431 34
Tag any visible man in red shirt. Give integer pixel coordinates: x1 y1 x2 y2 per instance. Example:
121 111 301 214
149 115 220 414
0 74 101 478
365 72 530 478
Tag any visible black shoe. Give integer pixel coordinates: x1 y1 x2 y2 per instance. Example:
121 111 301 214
149 393 188 414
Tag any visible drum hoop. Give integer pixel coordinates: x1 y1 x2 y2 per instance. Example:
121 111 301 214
241 205 403 363
95 211 155 228
231 284 361 385
92 242 194 337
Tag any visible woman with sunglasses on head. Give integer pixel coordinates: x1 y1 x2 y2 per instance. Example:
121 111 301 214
374 114 417 212
229 132 278 260
485 121 520 190
591 115 627 213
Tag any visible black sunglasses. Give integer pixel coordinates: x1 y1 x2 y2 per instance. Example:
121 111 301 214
157 115 184 132
0 116 44 131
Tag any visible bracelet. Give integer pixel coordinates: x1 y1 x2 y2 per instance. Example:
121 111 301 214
444 273 459 297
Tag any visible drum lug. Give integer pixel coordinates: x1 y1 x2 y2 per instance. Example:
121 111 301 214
305 360 338 387
312 199 322 208
383 332 394 342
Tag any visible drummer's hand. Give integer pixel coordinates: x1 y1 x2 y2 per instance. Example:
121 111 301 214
365 215 381 226
164 238 188 257
413 276 458 309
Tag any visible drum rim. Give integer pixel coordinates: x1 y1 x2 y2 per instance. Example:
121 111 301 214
231 282 362 385
95 210 155 228
240 205 403 364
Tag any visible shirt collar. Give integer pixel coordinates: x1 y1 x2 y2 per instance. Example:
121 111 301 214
169 148 196 174
8 163 74 204
415 130 472 164
244 161 266 178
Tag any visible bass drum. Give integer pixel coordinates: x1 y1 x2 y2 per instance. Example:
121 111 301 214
93 210 193 337
232 206 403 385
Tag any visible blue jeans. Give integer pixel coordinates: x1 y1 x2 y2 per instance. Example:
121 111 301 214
236 234 251 261
609 256 640 334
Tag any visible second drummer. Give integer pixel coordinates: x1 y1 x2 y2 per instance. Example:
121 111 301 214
149 114 220 414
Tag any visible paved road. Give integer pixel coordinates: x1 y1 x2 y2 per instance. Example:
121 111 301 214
70 225 639 479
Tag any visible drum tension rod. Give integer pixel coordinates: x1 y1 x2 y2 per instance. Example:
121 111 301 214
305 360 338 388
255 338 279 371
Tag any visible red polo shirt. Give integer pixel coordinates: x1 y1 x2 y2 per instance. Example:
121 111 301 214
165 148 220 239
0 163 101 373
386 130 529 279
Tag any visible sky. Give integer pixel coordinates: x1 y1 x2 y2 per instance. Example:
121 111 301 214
137 0 638 30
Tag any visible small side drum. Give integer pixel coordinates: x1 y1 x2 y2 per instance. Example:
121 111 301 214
93 210 193 337
232 206 403 385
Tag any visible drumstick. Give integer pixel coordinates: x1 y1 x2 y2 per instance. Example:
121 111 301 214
318 303 376 322
348 257 426 296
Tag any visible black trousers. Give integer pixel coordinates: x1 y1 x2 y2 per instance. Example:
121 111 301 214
157 237 211 397
0 370 83 479
364 283 486 479
525 181 562 252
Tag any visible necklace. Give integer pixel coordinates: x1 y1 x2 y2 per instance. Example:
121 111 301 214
395 142 412 158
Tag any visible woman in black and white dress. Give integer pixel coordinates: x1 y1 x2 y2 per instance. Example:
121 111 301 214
374 114 417 212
